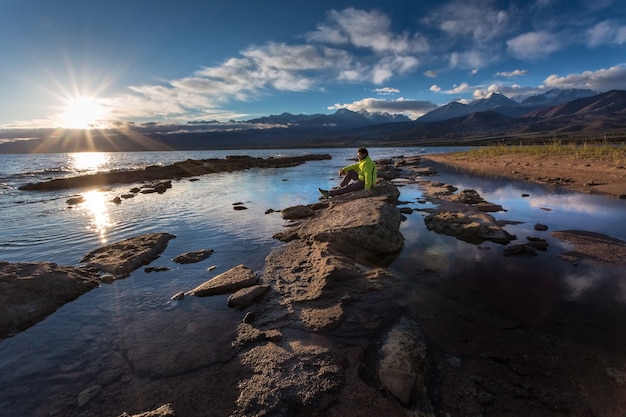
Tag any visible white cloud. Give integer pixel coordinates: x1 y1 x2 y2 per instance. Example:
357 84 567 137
472 83 535 99
496 69 528 77
307 8 429 54
328 97 438 119
373 87 400 95
424 70 438 78
425 0 511 44
470 68 479 75
543 64 626 91
443 82 471 94
430 85 441 92
507 31 561 59
587 20 626 46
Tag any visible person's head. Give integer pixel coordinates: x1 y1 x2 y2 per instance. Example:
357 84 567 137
357 147 368 160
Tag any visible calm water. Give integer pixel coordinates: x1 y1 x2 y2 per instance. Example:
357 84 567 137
0 147 625 416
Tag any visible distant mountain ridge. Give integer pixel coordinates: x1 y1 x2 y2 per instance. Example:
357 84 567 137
244 108 411 128
418 88 598 122
0 89 624 153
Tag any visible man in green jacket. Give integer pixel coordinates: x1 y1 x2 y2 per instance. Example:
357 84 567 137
319 147 377 197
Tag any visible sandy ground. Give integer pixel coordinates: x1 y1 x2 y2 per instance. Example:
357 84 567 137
422 152 626 198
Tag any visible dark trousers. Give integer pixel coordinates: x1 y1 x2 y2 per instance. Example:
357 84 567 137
329 170 364 196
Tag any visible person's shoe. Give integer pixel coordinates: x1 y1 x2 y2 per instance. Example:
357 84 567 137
318 188 329 198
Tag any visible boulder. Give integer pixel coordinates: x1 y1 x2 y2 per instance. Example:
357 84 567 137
296 197 404 253
190 264 258 297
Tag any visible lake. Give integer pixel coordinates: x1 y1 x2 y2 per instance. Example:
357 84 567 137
1 147 625 416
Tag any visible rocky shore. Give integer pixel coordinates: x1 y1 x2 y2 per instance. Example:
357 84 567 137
2 153 626 416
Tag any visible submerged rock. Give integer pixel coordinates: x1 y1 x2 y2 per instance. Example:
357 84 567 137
172 249 214 264
424 211 515 244
80 233 176 275
0 262 100 339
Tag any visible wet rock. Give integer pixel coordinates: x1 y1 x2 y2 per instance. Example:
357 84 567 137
80 233 176 275
504 243 538 256
145 266 170 272
534 223 549 231
281 205 315 219
424 211 515 244
455 189 485 204
378 317 434 413
66 196 85 205
19 154 332 191
172 248 214 264
190 264 258 297
170 291 185 301
227 284 270 309
526 236 549 251
0 262 100 339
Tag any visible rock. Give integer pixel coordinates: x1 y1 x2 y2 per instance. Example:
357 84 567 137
399 207 414 214
172 249 214 264
294 197 404 253
300 303 345 331
534 223 549 231
378 318 434 413
117 403 176 417
235 342 342 417
19 154 332 191
424 211 514 244
0 262 100 339
145 266 170 272
66 196 85 205
455 189 485 204
281 205 315 219
170 291 185 301
233 323 282 346
227 284 270 309
526 236 549 251
504 243 538 256
80 233 176 275
190 264 258 297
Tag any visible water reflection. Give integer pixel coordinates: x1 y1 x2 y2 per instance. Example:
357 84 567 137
68 152 110 173
80 190 112 243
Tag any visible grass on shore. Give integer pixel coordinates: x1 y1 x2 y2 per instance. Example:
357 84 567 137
466 140 626 164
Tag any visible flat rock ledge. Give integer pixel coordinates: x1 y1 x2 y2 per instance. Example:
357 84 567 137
0 232 177 340
220 179 439 417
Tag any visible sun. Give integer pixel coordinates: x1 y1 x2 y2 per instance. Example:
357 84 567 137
60 97 106 129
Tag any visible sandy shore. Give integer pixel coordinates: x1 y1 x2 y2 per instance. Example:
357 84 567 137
422 152 626 198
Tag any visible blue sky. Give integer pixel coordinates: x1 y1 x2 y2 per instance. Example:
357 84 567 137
1 0 625 129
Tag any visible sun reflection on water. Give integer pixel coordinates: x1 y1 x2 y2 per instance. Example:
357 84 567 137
69 152 110 173
82 190 111 243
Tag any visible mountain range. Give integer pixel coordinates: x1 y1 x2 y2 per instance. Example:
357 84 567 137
0 89 625 153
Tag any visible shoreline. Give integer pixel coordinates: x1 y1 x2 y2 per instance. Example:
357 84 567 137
421 151 626 198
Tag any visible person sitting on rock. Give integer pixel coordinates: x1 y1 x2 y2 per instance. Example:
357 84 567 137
319 147 377 198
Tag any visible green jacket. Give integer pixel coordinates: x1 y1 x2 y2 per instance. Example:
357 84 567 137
343 155 377 190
